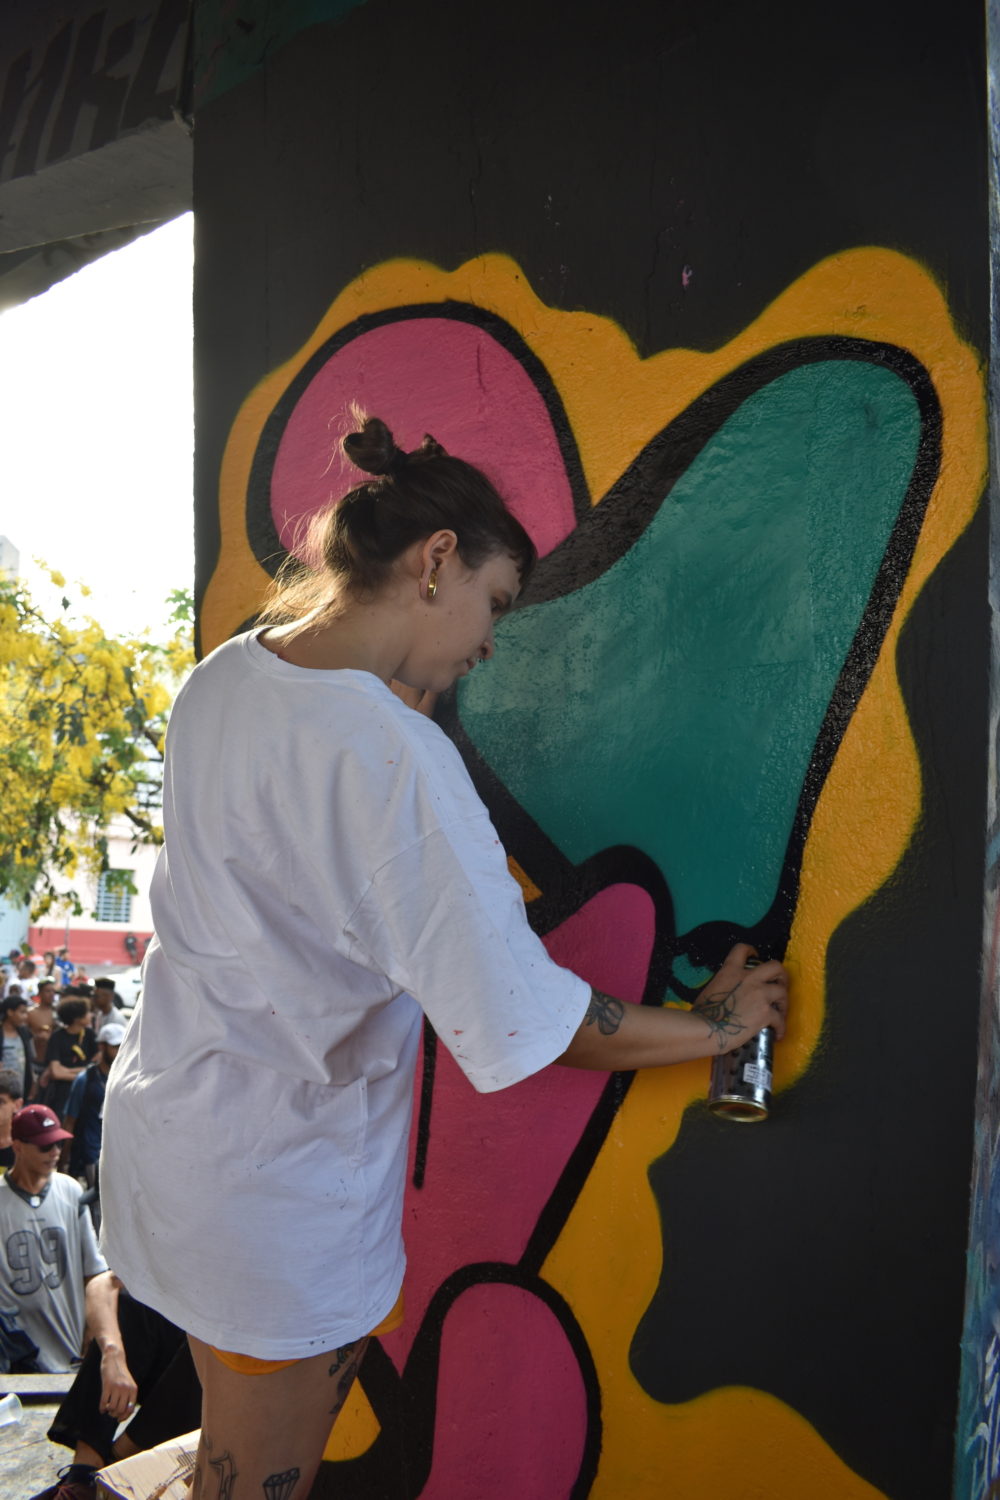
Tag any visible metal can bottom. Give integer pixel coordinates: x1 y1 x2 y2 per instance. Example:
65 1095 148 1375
706 1093 769 1123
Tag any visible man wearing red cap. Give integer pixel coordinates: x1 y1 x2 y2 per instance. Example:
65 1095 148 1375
0 1106 106 1372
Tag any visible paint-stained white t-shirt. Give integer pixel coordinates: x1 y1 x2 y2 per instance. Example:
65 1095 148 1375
101 630 589 1359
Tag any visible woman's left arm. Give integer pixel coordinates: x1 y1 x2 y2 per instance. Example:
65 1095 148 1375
557 944 788 1071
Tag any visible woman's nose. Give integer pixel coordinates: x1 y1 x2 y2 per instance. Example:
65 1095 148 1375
480 627 495 661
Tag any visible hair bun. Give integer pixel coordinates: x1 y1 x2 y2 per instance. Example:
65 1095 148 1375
412 433 447 462
342 414 407 476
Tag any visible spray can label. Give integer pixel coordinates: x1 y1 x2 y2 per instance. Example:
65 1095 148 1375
742 1059 772 1091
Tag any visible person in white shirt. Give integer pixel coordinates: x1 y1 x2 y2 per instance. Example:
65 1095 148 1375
4 959 38 1001
101 413 789 1500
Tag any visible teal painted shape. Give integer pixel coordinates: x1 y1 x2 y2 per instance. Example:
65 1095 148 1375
457 360 921 940
194 0 369 108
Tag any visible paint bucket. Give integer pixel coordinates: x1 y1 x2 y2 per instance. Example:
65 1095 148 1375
707 1024 774 1122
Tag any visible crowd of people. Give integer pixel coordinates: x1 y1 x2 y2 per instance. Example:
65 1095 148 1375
0 954 195 1500
0 950 126 1157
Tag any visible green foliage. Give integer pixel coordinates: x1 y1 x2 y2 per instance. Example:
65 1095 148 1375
0 572 194 917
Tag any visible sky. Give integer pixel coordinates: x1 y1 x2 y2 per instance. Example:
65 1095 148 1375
0 213 195 639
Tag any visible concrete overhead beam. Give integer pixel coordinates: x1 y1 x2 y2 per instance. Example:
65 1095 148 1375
0 115 190 253
0 0 192 301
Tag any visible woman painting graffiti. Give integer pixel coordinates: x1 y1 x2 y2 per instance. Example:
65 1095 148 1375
100 414 789 1500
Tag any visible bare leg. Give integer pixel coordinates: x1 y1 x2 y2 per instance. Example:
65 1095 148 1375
72 1441 106 1469
70 1416 148 1469
187 1334 368 1500
111 1430 140 1461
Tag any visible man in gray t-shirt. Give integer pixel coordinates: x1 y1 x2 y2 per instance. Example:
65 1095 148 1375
0 1106 106 1371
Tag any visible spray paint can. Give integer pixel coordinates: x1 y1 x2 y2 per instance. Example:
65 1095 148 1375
706 955 774 1122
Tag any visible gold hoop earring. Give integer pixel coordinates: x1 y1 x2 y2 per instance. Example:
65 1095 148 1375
426 569 438 600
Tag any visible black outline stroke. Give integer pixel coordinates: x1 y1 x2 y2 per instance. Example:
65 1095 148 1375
245 301 592 574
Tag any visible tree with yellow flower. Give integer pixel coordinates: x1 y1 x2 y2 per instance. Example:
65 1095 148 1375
0 570 194 918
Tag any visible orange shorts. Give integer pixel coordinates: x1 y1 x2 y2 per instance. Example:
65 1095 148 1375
208 1290 405 1375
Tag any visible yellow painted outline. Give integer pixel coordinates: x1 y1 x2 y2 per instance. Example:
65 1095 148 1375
205 249 985 1494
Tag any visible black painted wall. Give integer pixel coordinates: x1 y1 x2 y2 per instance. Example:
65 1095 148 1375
191 3 989 1496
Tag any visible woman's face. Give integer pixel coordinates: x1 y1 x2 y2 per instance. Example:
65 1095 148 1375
404 549 521 693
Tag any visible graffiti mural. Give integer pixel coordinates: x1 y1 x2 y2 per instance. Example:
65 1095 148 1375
201 250 984 1498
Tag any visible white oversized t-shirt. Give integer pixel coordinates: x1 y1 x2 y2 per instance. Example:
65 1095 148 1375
101 631 589 1358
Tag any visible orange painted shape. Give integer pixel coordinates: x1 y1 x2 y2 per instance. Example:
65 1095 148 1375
540 1071 890 1499
507 855 542 901
322 1376 380 1462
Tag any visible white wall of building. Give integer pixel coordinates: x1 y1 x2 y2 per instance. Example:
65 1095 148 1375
30 816 158 966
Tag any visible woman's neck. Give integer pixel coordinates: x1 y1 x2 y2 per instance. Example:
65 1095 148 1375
260 604 409 682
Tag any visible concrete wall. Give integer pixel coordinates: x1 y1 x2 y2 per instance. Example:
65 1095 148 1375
192 2 989 1497
0 0 190 307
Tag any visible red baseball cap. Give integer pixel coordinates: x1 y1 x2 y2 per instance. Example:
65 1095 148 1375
11 1106 72 1146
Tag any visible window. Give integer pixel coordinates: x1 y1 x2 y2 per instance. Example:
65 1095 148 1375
95 869 133 923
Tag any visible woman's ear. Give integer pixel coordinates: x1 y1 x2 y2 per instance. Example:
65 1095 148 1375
424 530 460 570
418 530 460 596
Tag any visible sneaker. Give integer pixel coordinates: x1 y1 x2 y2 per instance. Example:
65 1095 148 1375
26 1464 97 1500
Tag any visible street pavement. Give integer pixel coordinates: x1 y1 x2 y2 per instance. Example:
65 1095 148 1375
0 1402 65 1499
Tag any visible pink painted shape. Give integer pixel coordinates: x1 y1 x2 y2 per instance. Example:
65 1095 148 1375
420 1282 588 1500
380 883 656 1374
269 319 578 558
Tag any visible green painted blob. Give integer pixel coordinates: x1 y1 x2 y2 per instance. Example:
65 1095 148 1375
457 360 921 937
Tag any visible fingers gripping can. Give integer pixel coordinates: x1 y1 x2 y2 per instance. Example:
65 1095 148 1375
707 1025 774 1122
706 955 774 1122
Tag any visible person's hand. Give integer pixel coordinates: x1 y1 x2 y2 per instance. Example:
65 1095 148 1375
690 943 789 1053
99 1346 138 1421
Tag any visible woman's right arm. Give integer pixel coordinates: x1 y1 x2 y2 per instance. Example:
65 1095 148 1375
557 944 788 1072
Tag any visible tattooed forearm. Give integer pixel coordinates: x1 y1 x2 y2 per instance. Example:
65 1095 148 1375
585 990 625 1036
691 984 745 1051
263 1470 300 1500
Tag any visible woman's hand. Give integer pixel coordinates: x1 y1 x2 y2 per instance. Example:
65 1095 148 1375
99 1346 138 1420
690 943 788 1053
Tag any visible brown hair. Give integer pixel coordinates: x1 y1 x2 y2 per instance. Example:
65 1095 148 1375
258 413 536 632
0 1070 23 1103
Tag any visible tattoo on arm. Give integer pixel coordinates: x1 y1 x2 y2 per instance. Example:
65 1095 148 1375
208 1448 238 1500
263 1470 301 1500
585 991 625 1036
691 984 745 1050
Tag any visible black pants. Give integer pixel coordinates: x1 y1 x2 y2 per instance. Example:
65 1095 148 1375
48 1293 201 1465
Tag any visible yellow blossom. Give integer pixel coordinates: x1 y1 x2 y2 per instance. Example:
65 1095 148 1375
0 571 193 915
